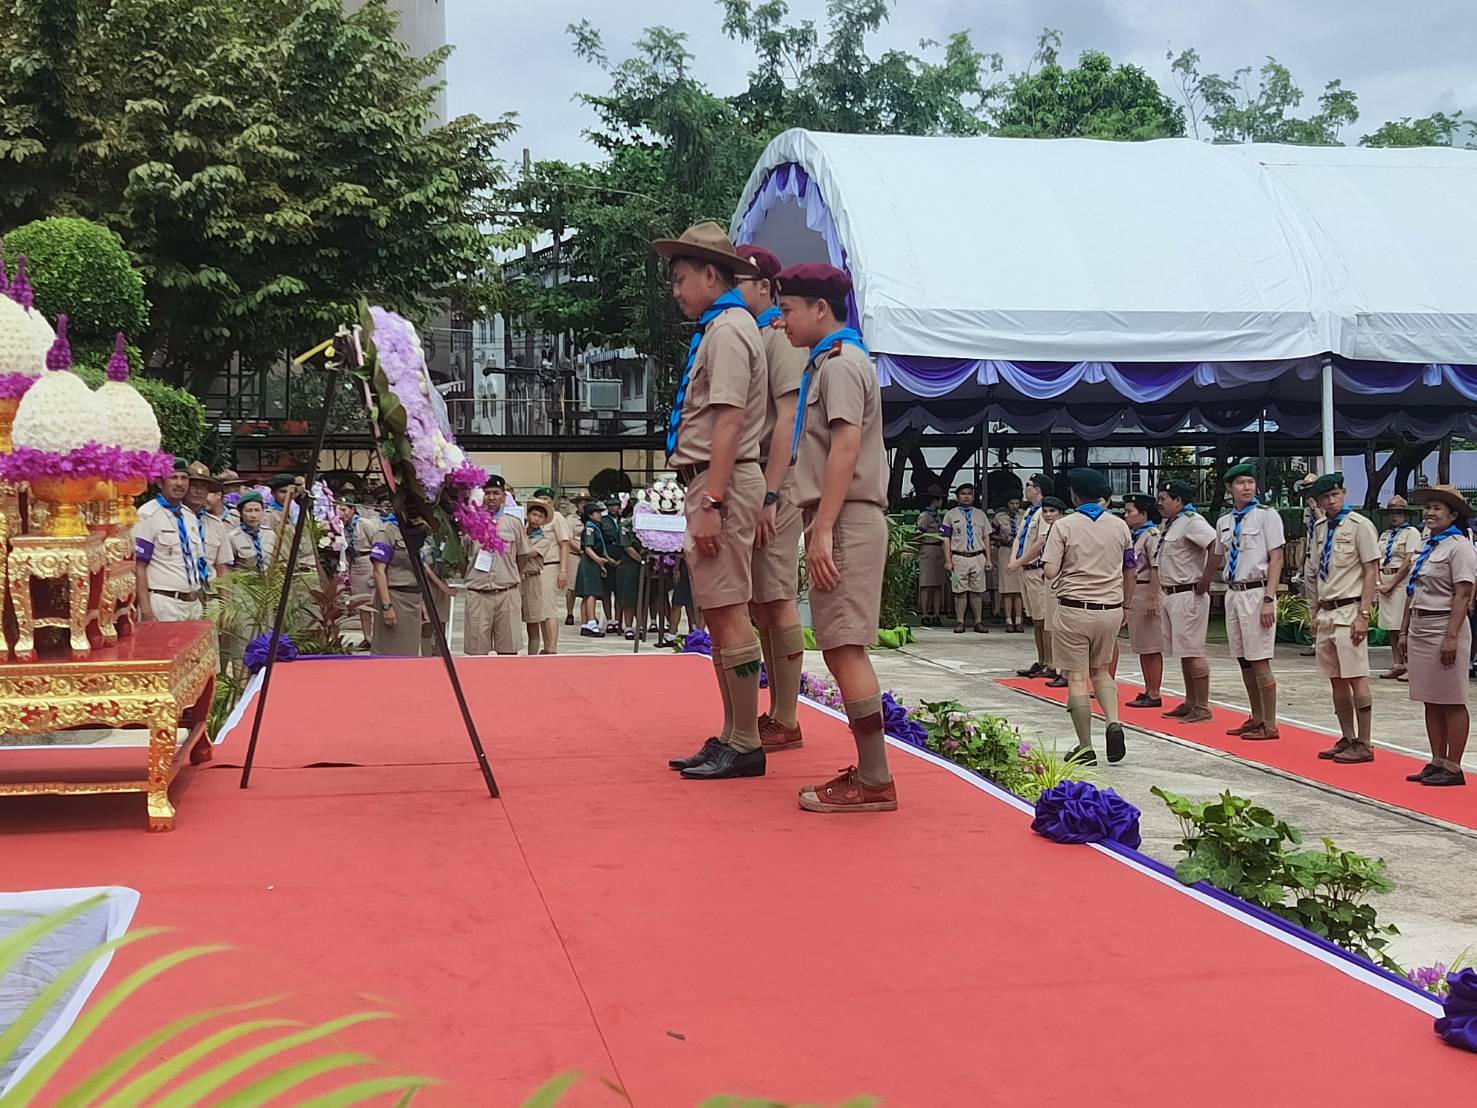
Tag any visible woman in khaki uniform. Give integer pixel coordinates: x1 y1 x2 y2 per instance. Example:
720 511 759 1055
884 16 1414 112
1399 485 1474 787
1376 494 1423 679
369 514 422 656
994 496 1026 632
522 498 559 653
1123 494 1164 708
915 486 947 625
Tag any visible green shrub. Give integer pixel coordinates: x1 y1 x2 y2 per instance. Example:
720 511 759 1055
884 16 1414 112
1152 787 1402 971
1 217 149 342
71 359 207 460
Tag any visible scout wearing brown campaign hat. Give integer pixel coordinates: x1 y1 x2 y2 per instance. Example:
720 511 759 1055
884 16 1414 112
1013 472 1058 677
652 220 772 782
1413 483 1472 520
733 240 811 755
185 460 223 492
1374 493 1424 679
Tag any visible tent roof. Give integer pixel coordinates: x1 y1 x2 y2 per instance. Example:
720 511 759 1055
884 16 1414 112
731 130 1477 365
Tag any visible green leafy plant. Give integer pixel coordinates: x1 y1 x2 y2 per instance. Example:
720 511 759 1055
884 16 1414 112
916 700 1028 794
0 217 149 343
1013 740 1101 803
1151 788 1402 972
2 902 880 1106
879 519 919 630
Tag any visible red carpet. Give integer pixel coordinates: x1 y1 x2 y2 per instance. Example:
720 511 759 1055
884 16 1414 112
997 676 1477 830
2 655 1467 1106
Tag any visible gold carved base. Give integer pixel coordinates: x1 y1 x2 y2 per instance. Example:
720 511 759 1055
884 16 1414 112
99 532 137 645
0 621 217 831
7 532 106 662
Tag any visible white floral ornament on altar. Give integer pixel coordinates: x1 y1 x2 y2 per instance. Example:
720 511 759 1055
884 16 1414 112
94 333 162 452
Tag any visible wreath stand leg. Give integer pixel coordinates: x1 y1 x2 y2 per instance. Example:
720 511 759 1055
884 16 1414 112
238 346 499 799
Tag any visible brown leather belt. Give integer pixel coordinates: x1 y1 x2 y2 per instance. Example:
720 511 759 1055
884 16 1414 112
1058 598 1122 611
1319 596 1361 610
1227 580 1268 591
472 585 517 595
953 550 986 558
675 461 759 487
1161 583 1197 595
150 588 201 602
1413 608 1448 618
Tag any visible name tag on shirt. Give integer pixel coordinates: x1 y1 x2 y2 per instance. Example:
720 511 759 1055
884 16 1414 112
474 549 495 573
504 505 526 521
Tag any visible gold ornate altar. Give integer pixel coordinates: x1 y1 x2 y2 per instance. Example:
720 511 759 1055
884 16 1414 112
7 532 107 661
0 621 216 830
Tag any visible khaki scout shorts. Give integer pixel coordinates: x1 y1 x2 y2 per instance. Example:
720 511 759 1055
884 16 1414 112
464 587 522 656
1314 608 1370 679
684 463 765 610
1052 604 1123 673
1161 589 1210 658
804 501 886 651
1225 588 1276 662
951 551 988 593
751 492 803 605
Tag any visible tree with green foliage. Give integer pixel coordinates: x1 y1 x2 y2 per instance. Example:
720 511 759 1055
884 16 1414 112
1 217 149 347
993 30 1184 140
1167 49 1358 144
1361 111 1474 147
0 0 515 394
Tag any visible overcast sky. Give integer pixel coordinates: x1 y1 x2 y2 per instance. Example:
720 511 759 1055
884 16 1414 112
448 0 1477 165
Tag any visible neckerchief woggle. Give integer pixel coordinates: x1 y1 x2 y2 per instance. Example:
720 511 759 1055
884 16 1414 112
1407 525 1463 598
159 496 205 587
789 327 870 465
667 289 748 459
1319 506 1351 580
1015 503 1041 558
1383 520 1416 564
1226 498 1259 581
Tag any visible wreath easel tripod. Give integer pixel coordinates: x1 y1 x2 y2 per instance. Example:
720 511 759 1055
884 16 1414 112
236 323 498 797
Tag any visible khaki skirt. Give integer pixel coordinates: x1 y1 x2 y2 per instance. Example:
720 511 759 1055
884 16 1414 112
1126 588 1164 655
918 541 947 588
1407 608 1471 705
372 588 423 657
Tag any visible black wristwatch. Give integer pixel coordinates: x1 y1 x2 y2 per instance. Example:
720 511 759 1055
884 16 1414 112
1262 595 1274 604
763 491 779 507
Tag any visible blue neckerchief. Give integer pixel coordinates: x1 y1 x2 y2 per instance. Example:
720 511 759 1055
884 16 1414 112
667 289 747 459
755 305 781 330
190 507 211 585
585 521 607 555
1008 511 1019 541
158 496 201 587
1226 498 1259 581
1383 521 1416 564
963 507 976 548
1319 506 1352 581
347 513 360 560
1132 522 1157 541
1015 503 1042 557
789 327 870 464
529 526 544 539
1407 525 1462 598
245 526 264 571
1076 501 1106 521
382 511 398 526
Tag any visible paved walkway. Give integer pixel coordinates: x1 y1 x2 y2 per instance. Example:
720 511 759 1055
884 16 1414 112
518 611 1477 974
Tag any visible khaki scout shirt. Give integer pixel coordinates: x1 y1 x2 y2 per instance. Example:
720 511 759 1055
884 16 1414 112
1157 510 1217 586
1213 504 1286 583
941 507 991 557
1378 525 1423 577
1410 533 1477 609
198 510 235 574
1130 524 1161 584
230 525 276 571
668 305 767 468
134 500 209 594
1310 510 1379 625
370 520 418 590
1044 511 1133 604
792 343 887 511
758 316 807 470
464 513 531 592
1019 503 1048 568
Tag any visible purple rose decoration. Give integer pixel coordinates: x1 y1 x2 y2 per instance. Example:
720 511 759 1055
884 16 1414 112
244 632 298 674
1436 967 1477 1053
680 629 712 656
1031 781 1142 849
881 691 928 748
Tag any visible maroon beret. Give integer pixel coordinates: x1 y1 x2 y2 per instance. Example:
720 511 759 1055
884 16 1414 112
736 244 782 279
776 263 852 300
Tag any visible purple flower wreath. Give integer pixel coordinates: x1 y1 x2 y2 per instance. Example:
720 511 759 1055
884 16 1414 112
1436 967 1477 1053
244 632 299 674
1031 780 1143 849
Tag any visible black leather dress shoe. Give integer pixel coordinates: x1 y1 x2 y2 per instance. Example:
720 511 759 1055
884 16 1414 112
680 744 766 780
1064 746 1098 766
1016 662 1044 678
1106 723 1126 764
669 737 724 771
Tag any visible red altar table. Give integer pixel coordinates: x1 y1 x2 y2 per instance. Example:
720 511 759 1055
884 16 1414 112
0 621 217 830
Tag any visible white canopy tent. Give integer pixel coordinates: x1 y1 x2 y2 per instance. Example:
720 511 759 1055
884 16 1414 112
731 130 1477 466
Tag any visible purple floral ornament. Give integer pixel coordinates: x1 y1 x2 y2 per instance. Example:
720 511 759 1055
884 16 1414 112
1031 780 1143 849
244 632 298 674
1436 968 1477 1053
680 629 712 656
882 692 928 748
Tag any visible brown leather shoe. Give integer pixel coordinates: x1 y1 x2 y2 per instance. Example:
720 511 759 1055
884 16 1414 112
1181 707 1214 724
1240 724 1281 741
1317 737 1353 760
798 766 898 813
1331 742 1375 764
1226 717 1256 736
1162 703 1191 719
953 623 967 634
759 715 803 753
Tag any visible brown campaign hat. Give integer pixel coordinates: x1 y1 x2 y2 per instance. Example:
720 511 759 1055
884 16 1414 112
1414 484 1471 519
527 496 554 520
1383 494 1410 510
186 461 223 491
215 467 245 488
651 221 753 274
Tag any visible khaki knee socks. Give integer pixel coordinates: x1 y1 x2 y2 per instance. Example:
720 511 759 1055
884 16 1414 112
767 623 805 729
722 638 764 752
711 648 733 743
844 693 891 785
1091 674 1119 725
1255 663 1277 727
1354 689 1373 745
1067 694 1093 748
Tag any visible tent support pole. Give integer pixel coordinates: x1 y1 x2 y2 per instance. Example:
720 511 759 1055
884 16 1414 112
1320 355 1335 475
1257 409 1266 489
980 412 990 503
